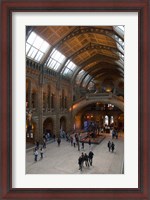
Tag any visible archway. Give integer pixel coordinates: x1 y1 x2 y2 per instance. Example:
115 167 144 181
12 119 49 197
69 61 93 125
60 116 66 132
43 117 53 137
72 93 124 117
74 102 124 133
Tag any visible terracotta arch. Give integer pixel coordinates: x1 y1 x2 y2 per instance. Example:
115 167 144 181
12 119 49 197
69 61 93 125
43 117 53 135
60 116 66 132
72 96 124 118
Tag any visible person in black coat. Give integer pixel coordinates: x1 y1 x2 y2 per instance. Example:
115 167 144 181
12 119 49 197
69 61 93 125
57 137 61 146
78 156 83 171
88 151 94 166
107 141 111 152
88 139 91 146
81 141 84 149
88 139 91 150
111 142 115 152
84 153 89 167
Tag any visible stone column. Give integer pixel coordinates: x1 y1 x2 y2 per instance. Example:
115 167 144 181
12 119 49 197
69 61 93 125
36 85 43 143
48 92 51 110
75 115 82 130
34 93 38 110
28 81 32 109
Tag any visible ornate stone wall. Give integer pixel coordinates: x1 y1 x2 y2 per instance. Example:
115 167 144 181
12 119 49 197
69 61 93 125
26 66 74 143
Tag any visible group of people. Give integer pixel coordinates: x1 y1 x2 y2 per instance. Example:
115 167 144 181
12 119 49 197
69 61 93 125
33 130 116 165
34 147 44 161
68 133 81 151
33 137 62 162
107 141 115 152
78 151 94 171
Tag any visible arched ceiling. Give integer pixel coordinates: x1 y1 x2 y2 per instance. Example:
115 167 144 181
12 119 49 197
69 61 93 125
26 26 124 94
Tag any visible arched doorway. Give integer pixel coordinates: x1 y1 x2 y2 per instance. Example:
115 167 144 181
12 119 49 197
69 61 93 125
43 118 53 137
60 116 66 132
75 102 124 134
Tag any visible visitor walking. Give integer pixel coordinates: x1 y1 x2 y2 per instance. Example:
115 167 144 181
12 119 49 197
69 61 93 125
78 156 83 171
88 139 91 150
77 141 80 151
111 142 115 152
81 141 84 149
88 151 94 166
81 152 85 165
73 136 76 147
107 141 111 152
57 137 61 146
43 138 46 148
70 136 73 146
34 149 38 161
40 147 44 159
84 153 89 167
115 131 118 139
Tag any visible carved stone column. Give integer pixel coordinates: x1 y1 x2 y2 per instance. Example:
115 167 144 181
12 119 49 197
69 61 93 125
74 115 82 130
28 81 32 109
36 85 43 143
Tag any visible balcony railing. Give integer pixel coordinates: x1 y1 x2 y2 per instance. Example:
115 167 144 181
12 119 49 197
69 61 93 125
73 92 124 104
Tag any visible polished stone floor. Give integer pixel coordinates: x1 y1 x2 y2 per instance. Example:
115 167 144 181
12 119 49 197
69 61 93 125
26 133 124 174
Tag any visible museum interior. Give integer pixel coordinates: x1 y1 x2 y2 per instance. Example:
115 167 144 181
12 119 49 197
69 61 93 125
26 26 124 145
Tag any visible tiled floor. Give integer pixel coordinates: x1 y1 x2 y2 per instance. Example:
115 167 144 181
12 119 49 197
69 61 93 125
26 134 124 174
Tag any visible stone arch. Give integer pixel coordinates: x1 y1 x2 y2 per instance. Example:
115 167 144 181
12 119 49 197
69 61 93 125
43 117 53 136
73 101 124 131
60 116 66 132
72 97 124 118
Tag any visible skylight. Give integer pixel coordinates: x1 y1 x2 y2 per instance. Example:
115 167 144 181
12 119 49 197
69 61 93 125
118 26 124 31
26 31 50 62
47 48 66 71
76 70 86 84
82 74 91 87
115 35 124 50
63 60 77 76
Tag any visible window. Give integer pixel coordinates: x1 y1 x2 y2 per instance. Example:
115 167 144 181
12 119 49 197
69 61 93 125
104 115 109 126
26 31 50 62
47 48 66 71
82 74 91 87
63 60 77 76
76 70 86 84
115 35 124 51
118 25 124 32
110 116 114 124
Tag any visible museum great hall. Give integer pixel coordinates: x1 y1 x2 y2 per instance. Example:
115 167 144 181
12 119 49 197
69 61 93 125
26 26 124 144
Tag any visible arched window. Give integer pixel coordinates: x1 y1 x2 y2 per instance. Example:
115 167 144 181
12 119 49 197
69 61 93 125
110 116 114 124
104 115 109 126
